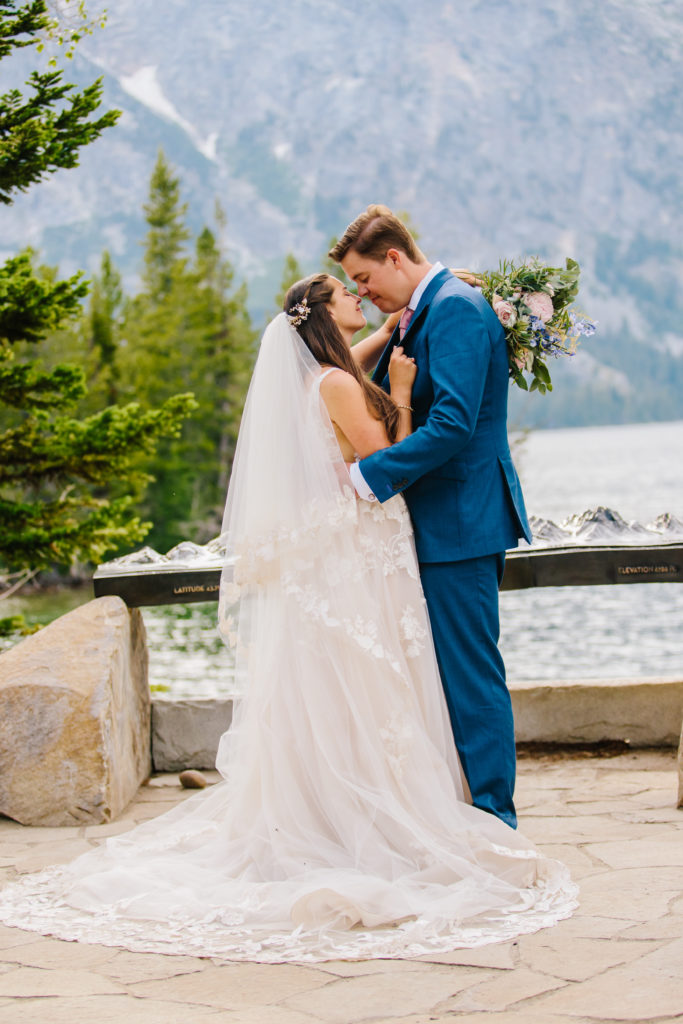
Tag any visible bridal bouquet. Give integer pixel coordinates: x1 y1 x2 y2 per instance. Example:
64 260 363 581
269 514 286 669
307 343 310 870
462 258 597 393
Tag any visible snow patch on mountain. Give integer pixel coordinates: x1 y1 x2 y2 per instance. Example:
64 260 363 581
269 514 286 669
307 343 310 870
119 65 217 162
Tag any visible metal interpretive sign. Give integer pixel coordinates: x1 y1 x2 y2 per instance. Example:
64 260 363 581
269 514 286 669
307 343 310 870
93 543 683 607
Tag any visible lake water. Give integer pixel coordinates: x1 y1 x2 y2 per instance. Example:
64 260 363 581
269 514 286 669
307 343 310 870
512 419 682 526
3 420 682 696
499 418 683 684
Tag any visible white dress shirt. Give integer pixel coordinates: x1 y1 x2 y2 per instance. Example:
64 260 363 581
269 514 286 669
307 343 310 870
349 262 445 501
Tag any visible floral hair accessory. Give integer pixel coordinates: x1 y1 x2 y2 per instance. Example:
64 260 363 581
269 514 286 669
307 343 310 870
287 298 311 327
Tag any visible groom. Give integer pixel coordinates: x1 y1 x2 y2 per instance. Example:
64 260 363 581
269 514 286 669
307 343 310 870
330 205 531 829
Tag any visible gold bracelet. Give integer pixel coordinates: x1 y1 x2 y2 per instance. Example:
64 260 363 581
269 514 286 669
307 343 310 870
395 403 413 412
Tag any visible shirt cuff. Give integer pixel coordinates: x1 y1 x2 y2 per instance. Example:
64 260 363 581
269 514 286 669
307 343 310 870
349 461 377 501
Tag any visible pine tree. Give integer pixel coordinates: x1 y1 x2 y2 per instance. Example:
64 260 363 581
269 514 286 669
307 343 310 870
183 222 255 535
86 250 122 405
0 3 196 584
0 249 196 575
120 162 256 551
121 151 190 413
142 149 190 300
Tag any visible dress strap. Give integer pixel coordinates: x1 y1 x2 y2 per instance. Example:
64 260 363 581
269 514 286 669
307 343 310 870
311 366 343 400
318 366 342 384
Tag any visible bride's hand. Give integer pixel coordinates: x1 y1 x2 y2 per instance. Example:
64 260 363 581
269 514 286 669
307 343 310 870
451 267 484 288
389 345 417 401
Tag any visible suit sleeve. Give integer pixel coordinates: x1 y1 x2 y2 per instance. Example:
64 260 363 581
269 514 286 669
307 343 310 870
359 295 490 503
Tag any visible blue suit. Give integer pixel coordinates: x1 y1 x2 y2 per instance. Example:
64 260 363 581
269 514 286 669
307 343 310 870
360 268 531 828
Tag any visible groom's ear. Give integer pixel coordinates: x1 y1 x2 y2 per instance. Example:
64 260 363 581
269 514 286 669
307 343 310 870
386 248 403 269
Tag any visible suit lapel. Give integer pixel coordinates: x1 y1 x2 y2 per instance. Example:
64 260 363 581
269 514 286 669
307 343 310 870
371 267 452 385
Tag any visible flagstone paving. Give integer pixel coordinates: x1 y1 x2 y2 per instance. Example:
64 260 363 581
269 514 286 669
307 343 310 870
0 748 681 1024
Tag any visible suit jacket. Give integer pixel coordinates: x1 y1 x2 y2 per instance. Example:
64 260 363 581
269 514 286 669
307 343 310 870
359 268 532 563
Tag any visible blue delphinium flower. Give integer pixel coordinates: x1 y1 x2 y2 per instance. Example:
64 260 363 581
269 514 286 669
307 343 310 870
569 312 597 336
529 316 552 349
545 331 565 355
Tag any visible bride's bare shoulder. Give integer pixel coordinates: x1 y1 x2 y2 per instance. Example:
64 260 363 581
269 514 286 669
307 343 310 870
319 367 361 396
319 368 365 409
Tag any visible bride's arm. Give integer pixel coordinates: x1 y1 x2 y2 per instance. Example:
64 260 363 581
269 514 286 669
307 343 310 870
319 373 390 458
320 355 417 457
350 310 402 372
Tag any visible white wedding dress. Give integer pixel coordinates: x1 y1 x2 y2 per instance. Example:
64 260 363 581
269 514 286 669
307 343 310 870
0 315 577 962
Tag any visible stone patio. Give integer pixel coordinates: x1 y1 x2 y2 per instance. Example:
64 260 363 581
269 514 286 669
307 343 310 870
0 748 681 1023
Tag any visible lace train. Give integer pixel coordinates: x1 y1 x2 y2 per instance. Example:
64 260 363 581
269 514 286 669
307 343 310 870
0 495 577 962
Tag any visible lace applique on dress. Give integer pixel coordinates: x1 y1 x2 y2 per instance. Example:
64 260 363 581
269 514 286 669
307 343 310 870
357 497 419 582
400 604 429 657
380 706 415 780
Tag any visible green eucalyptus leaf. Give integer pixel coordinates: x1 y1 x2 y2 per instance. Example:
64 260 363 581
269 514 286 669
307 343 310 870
535 361 551 385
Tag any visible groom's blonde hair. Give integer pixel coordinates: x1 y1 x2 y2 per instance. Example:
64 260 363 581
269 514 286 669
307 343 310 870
329 204 423 264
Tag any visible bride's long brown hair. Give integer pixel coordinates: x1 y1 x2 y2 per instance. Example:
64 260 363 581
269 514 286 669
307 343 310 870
283 274 399 442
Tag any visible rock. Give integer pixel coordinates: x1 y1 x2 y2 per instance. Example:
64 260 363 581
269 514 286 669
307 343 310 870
151 699 233 772
178 769 208 789
0 596 150 826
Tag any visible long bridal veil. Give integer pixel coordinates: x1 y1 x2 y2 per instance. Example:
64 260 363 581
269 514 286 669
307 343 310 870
217 312 358 668
0 313 577 961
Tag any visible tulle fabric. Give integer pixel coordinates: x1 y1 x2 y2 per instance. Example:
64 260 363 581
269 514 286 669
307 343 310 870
0 316 577 961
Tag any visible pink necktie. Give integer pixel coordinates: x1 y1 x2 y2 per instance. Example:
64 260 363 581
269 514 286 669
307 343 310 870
399 307 413 340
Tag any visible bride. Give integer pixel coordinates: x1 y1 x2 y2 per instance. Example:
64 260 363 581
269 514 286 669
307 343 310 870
0 273 577 962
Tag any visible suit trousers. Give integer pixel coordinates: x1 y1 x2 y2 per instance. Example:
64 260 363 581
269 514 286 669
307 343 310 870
419 554 517 829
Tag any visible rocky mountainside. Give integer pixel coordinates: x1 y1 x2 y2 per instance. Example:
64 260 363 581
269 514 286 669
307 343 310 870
2 0 682 426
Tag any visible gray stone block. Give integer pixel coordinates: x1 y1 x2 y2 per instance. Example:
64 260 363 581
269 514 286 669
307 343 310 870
510 675 683 747
151 698 233 771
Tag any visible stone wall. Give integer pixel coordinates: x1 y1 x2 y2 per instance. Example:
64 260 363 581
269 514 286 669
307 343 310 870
511 676 683 747
150 676 683 774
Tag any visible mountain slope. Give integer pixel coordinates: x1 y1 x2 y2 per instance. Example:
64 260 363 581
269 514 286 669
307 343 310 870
2 0 681 426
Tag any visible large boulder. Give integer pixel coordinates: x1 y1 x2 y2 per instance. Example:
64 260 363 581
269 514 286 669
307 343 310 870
0 596 150 826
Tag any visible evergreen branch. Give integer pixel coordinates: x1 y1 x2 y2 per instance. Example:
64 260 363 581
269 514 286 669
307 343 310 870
0 1 48 60
0 394 198 486
0 361 86 409
0 492 152 571
0 73 120 201
0 252 88 344
0 0 120 205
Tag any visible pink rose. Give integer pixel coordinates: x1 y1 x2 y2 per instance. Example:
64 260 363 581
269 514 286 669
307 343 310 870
492 298 517 328
523 291 554 323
